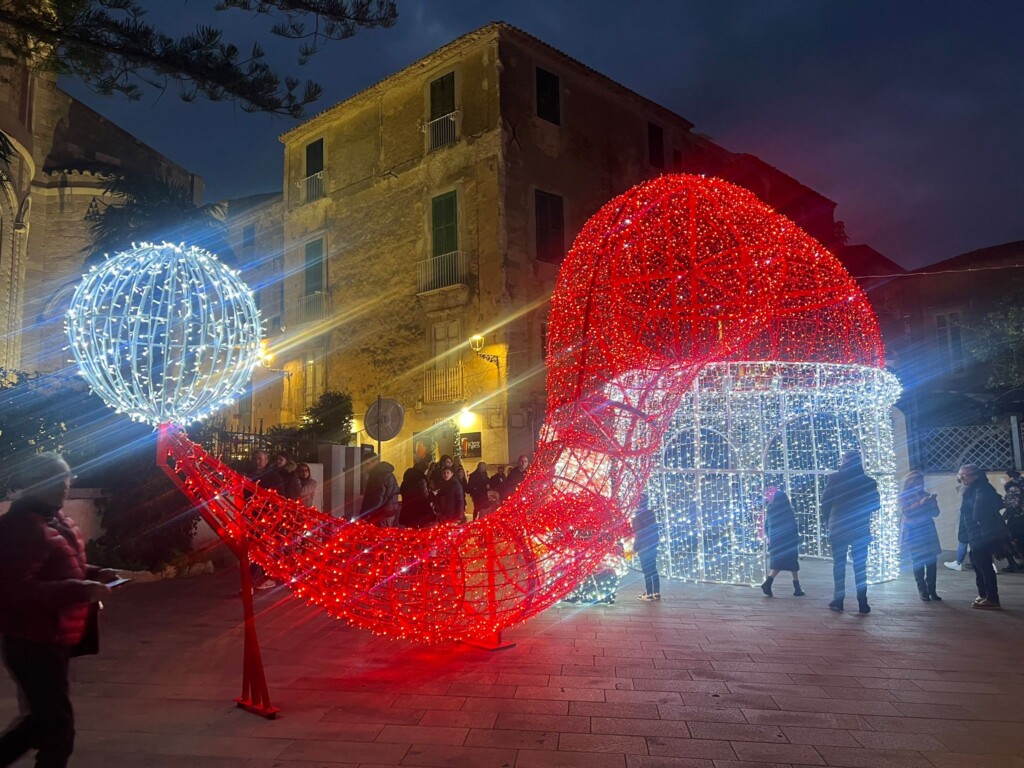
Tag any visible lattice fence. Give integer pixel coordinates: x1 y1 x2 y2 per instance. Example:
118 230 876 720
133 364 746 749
918 422 1021 472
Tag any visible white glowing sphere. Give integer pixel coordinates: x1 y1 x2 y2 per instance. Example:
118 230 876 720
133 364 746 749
66 242 262 426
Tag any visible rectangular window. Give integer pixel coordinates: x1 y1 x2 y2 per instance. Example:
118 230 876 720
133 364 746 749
535 190 565 264
305 139 324 176
429 72 455 121
432 320 461 368
648 123 664 169
303 349 325 411
304 238 324 296
242 223 256 250
936 312 966 374
536 67 561 125
431 191 458 256
237 379 253 417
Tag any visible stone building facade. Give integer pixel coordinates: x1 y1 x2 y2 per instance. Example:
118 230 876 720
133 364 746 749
0 66 197 374
265 22 893 472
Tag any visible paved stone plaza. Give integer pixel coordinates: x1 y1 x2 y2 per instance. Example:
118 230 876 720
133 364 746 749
3 558 1023 767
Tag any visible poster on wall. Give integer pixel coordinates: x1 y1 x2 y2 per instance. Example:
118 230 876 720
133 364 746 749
412 432 435 463
460 432 482 459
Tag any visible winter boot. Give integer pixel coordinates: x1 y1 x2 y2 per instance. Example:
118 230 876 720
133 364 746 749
761 576 774 597
793 580 805 596
828 597 844 612
857 591 871 614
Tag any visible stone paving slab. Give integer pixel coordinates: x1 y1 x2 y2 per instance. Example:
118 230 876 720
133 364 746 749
2 557 1024 767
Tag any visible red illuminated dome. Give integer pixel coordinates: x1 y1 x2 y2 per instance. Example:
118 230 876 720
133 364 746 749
157 174 885 644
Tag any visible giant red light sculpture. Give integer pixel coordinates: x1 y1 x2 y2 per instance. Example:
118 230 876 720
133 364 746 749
156 174 884 647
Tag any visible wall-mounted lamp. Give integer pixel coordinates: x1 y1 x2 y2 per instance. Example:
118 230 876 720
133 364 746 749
258 340 292 379
469 333 500 369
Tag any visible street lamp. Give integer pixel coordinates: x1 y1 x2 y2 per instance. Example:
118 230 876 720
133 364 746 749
469 334 500 368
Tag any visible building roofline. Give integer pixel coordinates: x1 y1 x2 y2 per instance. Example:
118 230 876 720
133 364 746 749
279 21 695 144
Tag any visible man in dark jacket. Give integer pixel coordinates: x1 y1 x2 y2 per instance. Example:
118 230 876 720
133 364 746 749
959 464 1005 609
0 453 118 767
359 457 401 526
399 460 435 528
502 455 530 500
467 462 491 520
820 450 879 614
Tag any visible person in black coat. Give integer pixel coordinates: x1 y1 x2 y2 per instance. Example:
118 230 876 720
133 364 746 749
359 458 400 527
958 464 1006 609
820 450 879 614
633 493 661 600
467 462 491 520
761 487 804 598
899 471 943 602
434 466 466 525
399 460 435 529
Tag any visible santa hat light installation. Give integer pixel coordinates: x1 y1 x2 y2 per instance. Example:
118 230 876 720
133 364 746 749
65 175 896 644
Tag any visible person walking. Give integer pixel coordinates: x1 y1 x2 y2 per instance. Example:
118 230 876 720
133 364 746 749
899 471 943 601
399 460 435 529
958 465 1006 610
761 487 805 597
1001 469 1024 571
434 465 466 525
0 453 120 768
820 450 879 614
359 457 401 527
633 493 661 601
467 462 491 520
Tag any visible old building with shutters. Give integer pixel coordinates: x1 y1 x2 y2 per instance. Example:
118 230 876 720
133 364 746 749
252 22 896 471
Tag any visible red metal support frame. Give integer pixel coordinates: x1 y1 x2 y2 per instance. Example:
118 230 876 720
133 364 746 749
156 424 280 718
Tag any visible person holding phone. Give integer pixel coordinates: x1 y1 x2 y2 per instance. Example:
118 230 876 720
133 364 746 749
0 453 121 767
899 471 943 602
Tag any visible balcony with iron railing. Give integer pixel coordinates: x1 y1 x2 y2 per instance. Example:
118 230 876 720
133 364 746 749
423 362 464 404
415 251 469 311
425 110 459 151
294 291 331 325
297 171 325 203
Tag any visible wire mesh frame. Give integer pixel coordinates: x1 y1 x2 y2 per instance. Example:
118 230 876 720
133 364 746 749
649 361 902 587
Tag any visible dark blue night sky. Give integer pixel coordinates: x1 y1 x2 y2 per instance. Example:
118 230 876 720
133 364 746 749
60 1 1024 269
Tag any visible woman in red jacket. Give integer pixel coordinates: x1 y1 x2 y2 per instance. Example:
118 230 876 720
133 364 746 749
0 453 119 768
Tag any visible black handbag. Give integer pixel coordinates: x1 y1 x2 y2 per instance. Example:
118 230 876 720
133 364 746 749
70 602 100 657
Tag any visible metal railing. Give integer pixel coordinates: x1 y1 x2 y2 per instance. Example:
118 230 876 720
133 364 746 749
299 171 325 203
295 292 331 325
416 251 467 293
423 363 464 404
425 111 459 151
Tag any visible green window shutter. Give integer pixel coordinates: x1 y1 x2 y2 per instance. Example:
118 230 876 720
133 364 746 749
535 190 564 263
432 192 458 256
304 238 324 295
430 72 455 121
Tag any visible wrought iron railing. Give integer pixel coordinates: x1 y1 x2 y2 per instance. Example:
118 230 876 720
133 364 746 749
416 251 467 293
299 171 325 203
425 111 459 151
423 363 464 404
295 292 331 325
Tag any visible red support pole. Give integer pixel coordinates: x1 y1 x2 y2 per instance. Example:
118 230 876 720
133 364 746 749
156 423 280 718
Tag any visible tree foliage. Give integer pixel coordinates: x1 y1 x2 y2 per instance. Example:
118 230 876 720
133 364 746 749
85 172 231 265
300 390 354 444
0 0 398 118
974 301 1024 389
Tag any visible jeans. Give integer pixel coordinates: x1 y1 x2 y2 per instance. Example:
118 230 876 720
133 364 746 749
638 548 660 595
971 542 1000 604
956 541 968 563
830 536 869 601
0 637 74 768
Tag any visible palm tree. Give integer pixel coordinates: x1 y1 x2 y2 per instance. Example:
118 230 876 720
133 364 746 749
85 173 233 267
